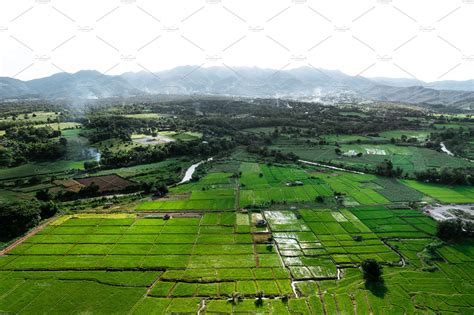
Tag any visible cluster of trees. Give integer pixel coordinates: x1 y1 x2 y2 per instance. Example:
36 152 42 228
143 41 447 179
0 201 58 241
375 160 403 177
100 138 235 168
415 167 473 185
246 145 298 162
429 127 474 157
0 126 67 166
437 219 473 241
85 116 174 143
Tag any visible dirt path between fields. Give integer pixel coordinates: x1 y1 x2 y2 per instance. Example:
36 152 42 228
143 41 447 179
298 160 365 174
235 177 240 210
0 217 56 255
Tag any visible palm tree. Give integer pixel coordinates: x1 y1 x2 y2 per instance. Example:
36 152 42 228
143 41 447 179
227 292 241 305
255 291 264 306
281 293 290 303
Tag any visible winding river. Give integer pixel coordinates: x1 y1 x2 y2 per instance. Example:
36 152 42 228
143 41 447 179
440 142 454 156
178 158 213 184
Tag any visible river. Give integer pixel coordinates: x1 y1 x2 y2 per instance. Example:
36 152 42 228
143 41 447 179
178 158 213 184
440 142 454 156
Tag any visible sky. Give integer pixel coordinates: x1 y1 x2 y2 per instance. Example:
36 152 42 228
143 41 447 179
0 0 473 82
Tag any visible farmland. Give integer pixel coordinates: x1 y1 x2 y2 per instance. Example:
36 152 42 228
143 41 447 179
272 141 472 175
0 99 473 313
0 205 472 313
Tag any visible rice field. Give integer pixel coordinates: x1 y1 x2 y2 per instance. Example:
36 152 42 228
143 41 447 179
1 204 473 313
2 157 474 313
401 180 474 203
271 142 472 175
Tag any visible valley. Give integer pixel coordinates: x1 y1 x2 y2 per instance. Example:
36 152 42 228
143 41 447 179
0 98 473 314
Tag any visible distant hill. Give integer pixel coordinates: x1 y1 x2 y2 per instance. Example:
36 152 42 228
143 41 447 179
1 66 474 109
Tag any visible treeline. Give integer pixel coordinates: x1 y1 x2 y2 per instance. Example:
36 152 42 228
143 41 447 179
0 126 67 166
0 201 58 241
246 145 298 163
85 115 176 143
415 167 474 185
101 138 236 168
437 219 473 241
429 127 474 157
375 160 404 178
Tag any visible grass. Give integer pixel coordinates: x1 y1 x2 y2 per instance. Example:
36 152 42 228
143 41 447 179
401 179 474 203
136 171 236 211
272 141 472 175
1 156 474 313
0 127 97 181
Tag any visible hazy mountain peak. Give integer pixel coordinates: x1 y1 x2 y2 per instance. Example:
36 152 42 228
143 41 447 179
0 66 473 109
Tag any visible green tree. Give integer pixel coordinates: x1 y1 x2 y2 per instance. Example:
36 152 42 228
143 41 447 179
0 201 41 240
361 259 382 282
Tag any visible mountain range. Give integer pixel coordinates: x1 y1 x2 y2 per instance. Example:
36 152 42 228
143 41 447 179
1 66 473 109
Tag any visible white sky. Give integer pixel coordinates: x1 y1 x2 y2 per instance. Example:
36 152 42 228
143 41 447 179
0 0 473 82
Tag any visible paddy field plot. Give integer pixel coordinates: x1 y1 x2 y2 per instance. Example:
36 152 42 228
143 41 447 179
136 161 431 211
1 206 473 314
136 172 236 211
0 212 295 313
271 142 472 174
401 179 474 203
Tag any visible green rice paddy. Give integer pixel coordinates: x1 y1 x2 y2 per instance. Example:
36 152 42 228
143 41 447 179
1 158 473 313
